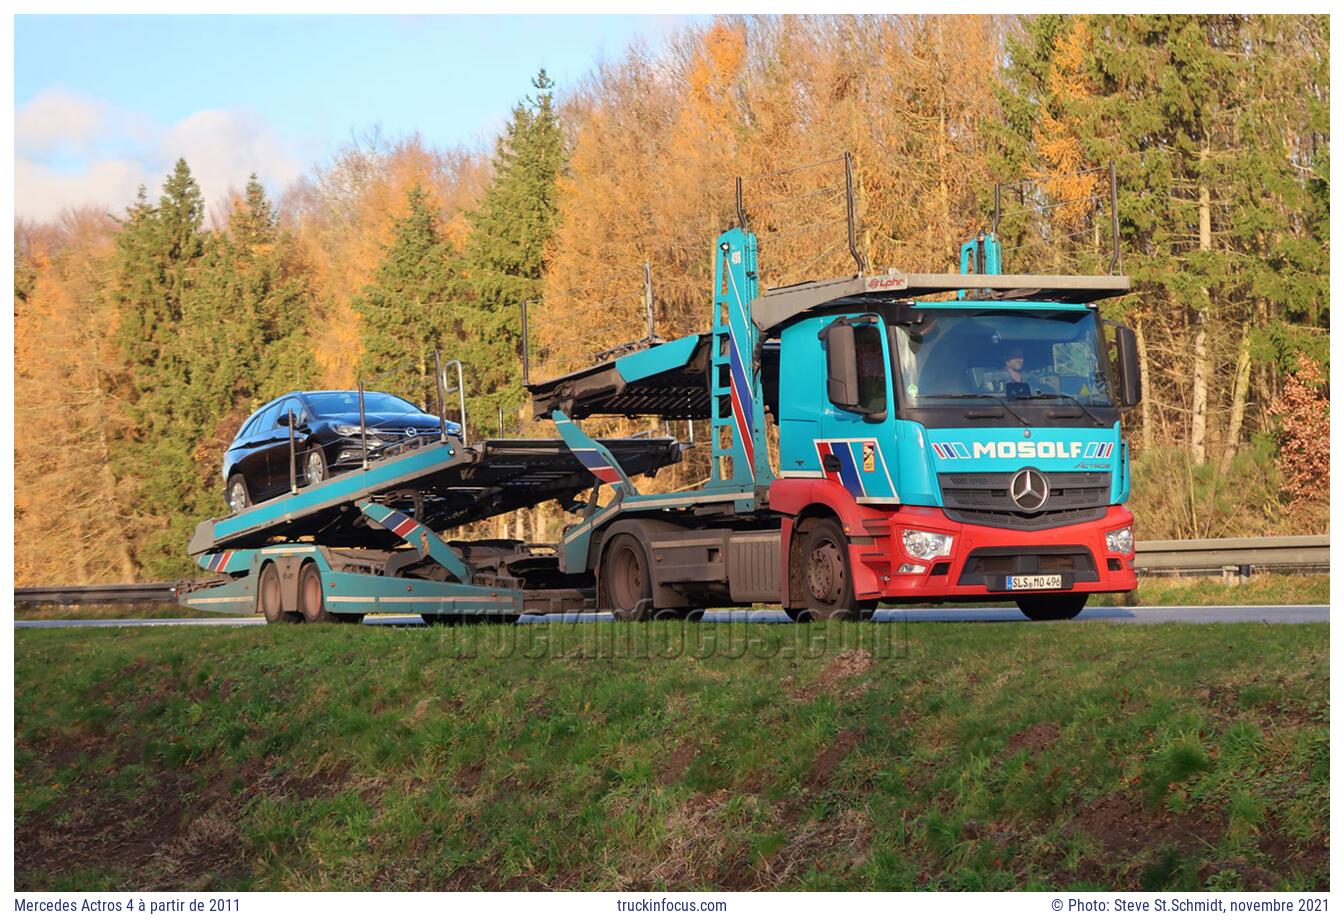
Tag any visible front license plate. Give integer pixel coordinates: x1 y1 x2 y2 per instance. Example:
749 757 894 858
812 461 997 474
1007 574 1063 590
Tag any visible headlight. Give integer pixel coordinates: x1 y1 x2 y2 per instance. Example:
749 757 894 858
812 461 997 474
902 529 953 560
333 424 362 436
1106 526 1134 555
445 421 461 435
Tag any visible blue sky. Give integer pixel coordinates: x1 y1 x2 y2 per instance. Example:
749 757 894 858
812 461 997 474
15 14 696 221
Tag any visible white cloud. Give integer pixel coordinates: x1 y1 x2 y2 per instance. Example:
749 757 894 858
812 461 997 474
14 90 307 224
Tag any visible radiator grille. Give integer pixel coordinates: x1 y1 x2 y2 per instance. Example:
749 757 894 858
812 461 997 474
938 471 1110 531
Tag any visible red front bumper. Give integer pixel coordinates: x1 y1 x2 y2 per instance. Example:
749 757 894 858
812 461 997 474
846 504 1137 601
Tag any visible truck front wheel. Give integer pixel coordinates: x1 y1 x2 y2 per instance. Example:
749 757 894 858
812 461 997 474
791 518 876 622
1015 592 1088 621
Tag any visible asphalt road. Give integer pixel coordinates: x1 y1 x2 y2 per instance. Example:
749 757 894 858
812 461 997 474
13 604 1329 629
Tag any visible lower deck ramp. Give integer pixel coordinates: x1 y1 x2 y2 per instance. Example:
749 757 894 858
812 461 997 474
188 436 683 556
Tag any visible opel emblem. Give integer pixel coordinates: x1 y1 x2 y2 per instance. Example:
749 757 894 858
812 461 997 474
405 427 417 438
1010 468 1049 512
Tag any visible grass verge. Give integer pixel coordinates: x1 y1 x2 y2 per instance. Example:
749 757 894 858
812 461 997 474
11 573 1330 621
14 620 1327 891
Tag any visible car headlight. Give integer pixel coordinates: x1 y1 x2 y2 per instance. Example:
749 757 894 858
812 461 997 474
333 424 362 436
902 529 953 560
1106 526 1134 555
445 421 461 435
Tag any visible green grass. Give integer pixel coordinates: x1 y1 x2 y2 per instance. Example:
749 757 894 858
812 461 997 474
14 620 1327 891
11 573 1330 621
1099 573 1330 608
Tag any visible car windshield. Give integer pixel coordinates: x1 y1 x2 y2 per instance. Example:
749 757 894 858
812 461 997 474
891 308 1114 407
307 392 423 417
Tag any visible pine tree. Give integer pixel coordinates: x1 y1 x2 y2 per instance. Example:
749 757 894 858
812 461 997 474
354 184 459 409
460 69 567 425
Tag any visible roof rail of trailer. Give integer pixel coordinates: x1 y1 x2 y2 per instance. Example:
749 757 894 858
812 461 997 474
751 270 1132 332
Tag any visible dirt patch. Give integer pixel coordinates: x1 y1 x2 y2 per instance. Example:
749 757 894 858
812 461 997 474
15 753 357 890
758 807 872 885
640 790 753 889
808 729 863 791
1059 790 1228 887
794 650 874 702
1003 722 1061 756
454 761 484 791
1254 819 1329 886
659 742 699 785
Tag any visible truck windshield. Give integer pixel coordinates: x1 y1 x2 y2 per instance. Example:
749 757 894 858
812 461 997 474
890 308 1114 408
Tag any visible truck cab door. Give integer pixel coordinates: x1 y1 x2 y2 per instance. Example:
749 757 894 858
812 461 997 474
815 316 899 502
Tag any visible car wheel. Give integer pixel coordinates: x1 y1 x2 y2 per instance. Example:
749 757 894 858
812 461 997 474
603 533 655 622
226 474 252 515
797 518 876 621
1015 592 1088 621
298 562 339 623
259 563 298 624
304 447 328 487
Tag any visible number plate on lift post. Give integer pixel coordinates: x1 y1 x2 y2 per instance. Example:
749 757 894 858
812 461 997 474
1006 575 1063 590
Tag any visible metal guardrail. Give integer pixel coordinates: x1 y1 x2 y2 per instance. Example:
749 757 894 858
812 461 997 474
1134 535 1329 573
14 536 1326 607
15 583 177 607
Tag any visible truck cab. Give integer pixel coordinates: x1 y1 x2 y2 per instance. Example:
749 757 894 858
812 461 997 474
769 294 1139 619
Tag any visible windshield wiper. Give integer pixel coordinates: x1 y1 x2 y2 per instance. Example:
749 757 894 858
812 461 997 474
1013 392 1106 428
921 393 1031 428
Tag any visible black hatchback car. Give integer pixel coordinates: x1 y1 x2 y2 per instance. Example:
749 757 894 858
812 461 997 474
222 390 462 513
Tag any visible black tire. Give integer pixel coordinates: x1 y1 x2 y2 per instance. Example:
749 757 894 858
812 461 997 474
303 446 328 488
1015 592 1088 621
298 562 339 623
795 518 877 622
603 533 655 622
226 474 252 515
259 563 298 624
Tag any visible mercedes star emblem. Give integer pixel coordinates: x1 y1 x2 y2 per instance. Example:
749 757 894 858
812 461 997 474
1010 468 1049 512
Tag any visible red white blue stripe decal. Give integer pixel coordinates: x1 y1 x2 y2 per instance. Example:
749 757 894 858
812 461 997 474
815 441 865 497
571 448 622 485
198 550 235 573
723 256 756 478
375 507 419 539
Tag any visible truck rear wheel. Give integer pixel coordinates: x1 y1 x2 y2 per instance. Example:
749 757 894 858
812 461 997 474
299 562 340 623
603 533 655 622
1015 592 1088 621
259 563 298 624
794 518 876 622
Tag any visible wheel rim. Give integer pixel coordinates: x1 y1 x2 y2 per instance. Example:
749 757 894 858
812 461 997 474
306 451 324 485
807 539 845 605
610 545 644 612
229 482 247 513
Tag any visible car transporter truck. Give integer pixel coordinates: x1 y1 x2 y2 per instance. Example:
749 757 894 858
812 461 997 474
178 171 1143 623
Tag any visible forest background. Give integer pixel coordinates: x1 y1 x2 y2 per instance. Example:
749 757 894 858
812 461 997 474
13 14 1330 582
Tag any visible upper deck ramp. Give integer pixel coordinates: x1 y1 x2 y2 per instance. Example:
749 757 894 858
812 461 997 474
188 435 683 556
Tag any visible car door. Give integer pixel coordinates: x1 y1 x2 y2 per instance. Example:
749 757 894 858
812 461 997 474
234 405 276 498
261 398 304 495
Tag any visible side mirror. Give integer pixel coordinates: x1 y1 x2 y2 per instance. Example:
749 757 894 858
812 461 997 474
1113 324 1142 409
824 323 862 411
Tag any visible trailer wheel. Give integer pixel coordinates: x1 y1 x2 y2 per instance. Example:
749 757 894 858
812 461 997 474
1015 592 1087 621
298 562 340 624
795 518 876 622
603 533 655 622
259 563 298 624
